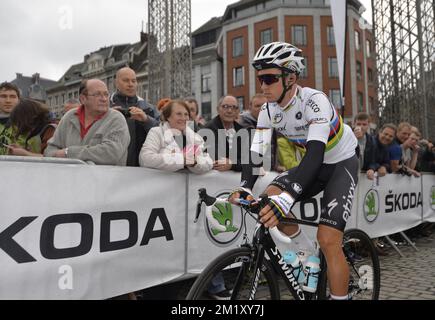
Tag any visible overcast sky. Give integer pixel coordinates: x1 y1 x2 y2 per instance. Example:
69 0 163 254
0 0 371 82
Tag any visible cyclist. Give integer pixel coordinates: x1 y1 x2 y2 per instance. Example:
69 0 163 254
229 42 358 300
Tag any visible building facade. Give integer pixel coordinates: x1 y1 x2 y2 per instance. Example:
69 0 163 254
10 73 56 103
46 32 149 119
191 0 377 124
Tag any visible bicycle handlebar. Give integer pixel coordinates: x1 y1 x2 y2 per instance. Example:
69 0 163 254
194 188 292 244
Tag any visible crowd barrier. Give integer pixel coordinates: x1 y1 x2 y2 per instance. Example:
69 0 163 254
0 156 434 299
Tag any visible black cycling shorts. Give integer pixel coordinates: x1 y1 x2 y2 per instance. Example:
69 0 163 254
269 155 359 232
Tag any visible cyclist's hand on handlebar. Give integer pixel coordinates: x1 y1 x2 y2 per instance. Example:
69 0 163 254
228 187 254 205
259 192 294 228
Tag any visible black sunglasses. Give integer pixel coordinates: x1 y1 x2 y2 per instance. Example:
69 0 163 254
257 74 286 86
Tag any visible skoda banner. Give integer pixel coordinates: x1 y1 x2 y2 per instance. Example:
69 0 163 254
422 174 435 223
356 174 423 238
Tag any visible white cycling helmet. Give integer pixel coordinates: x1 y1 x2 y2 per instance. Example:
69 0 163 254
252 42 305 75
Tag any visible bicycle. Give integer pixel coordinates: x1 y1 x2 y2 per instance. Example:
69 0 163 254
186 188 381 300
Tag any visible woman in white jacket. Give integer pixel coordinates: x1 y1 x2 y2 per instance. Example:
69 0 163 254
139 100 213 174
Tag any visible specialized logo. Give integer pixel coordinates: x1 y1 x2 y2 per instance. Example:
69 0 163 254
296 112 302 120
273 113 283 124
204 191 243 247
364 189 379 223
327 199 338 217
291 183 303 195
431 186 435 211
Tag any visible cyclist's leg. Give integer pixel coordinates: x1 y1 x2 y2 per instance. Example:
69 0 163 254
317 225 348 297
317 155 359 299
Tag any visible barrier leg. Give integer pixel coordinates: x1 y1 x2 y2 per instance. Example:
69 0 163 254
384 235 405 258
399 231 418 252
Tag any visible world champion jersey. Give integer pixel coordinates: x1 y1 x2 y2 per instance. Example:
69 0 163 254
251 86 357 164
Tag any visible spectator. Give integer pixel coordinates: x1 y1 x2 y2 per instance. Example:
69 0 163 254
368 124 395 179
0 99 55 156
139 100 212 173
352 112 374 170
157 97 171 113
0 82 20 127
44 79 130 165
238 94 267 129
63 98 80 115
185 98 206 129
203 95 245 172
110 67 159 166
400 132 421 177
386 122 411 173
417 139 435 173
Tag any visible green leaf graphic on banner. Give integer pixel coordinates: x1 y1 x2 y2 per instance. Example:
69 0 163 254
365 192 377 216
211 203 238 235
432 188 435 205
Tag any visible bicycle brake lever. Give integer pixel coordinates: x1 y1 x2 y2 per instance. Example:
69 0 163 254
194 199 202 223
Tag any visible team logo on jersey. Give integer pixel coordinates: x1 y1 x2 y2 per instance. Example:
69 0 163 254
296 112 302 120
364 189 380 223
273 113 283 124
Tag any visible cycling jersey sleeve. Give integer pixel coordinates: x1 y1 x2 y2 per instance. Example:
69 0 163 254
304 93 334 144
250 104 273 156
241 104 272 189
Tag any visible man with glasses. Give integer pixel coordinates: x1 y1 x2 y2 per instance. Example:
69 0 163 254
45 79 130 166
203 95 244 172
229 42 358 300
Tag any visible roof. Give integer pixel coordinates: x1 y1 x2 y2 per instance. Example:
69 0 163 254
11 73 57 102
192 16 222 36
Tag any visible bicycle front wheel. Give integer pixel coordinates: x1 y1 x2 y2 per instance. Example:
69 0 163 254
186 247 280 300
317 228 381 300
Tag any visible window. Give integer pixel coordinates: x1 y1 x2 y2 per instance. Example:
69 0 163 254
329 89 342 109
328 57 339 78
356 61 362 81
292 25 307 46
366 40 372 57
355 30 361 51
232 37 244 57
201 101 212 121
299 56 308 79
233 66 244 87
358 92 364 112
368 68 373 84
201 74 211 92
237 96 245 112
327 26 335 46
369 97 375 114
260 28 273 46
201 65 211 93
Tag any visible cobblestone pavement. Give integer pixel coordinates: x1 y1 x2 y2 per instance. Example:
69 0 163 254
276 232 435 300
377 233 435 300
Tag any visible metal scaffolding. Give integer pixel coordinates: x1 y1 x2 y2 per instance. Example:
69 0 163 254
372 0 435 139
148 0 192 105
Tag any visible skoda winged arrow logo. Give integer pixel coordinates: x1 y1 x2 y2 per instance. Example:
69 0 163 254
204 191 243 247
364 189 380 223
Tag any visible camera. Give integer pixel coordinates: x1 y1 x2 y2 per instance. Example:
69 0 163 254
118 108 131 118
